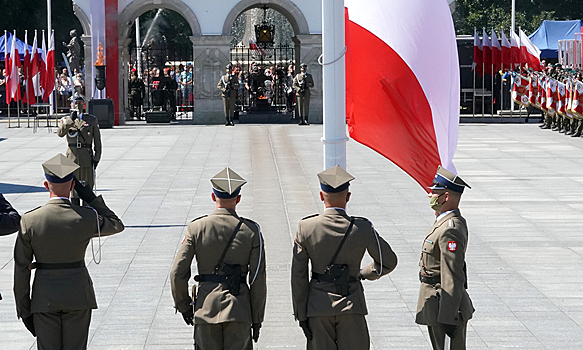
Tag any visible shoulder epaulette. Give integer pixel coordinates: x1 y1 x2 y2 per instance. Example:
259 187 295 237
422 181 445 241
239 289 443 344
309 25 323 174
190 215 207 223
24 206 41 214
301 213 319 220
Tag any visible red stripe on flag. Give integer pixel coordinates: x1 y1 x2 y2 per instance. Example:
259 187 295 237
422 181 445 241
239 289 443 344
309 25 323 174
346 20 440 190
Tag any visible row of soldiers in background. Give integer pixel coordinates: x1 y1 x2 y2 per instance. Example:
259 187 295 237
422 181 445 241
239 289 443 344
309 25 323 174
217 62 314 125
511 63 583 136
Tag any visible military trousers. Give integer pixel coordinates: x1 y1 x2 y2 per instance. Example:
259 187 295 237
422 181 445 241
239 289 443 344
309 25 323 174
222 94 236 123
194 321 251 350
427 321 468 350
297 93 310 121
307 314 370 350
34 309 92 350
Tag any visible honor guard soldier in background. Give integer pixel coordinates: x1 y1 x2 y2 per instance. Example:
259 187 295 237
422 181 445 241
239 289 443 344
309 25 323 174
170 168 266 350
292 63 314 125
217 64 239 126
128 68 145 120
416 166 474 350
13 154 124 349
291 166 398 350
57 95 102 206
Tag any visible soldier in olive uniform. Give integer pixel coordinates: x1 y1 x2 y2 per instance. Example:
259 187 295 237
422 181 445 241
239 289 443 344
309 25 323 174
291 165 398 350
170 167 267 350
57 96 102 206
217 64 239 126
128 69 145 120
13 153 124 349
416 166 474 350
292 63 315 125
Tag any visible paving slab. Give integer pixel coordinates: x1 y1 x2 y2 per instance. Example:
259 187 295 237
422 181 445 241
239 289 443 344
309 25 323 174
0 122 582 349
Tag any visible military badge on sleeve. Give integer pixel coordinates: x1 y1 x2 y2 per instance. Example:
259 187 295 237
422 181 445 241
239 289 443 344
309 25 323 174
447 241 457 252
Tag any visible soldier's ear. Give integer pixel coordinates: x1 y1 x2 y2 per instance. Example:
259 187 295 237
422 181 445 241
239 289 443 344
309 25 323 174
43 181 49 190
346 192 351 203
211 192 217 202
236 195 241 204
319 191 325 202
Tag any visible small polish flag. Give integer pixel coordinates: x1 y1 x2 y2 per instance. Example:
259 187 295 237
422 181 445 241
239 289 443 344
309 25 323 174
249 38 265 55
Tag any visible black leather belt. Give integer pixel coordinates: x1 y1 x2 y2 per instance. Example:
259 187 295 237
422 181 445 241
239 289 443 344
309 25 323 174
36 260 85 270
419 274 441 285
194 273 247 283
311 272 358 284
69 143 91 149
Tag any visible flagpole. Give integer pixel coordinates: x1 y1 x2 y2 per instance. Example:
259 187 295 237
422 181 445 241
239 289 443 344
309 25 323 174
322 0 347 169
511 0 516 35
473 63 476 118
26 30 30 128
482 62 485 118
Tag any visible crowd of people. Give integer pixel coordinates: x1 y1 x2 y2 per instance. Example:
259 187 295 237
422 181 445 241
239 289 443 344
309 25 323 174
510 61 583 137
0 65 85 114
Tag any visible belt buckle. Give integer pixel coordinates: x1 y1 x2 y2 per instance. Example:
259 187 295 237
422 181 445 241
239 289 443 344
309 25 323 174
76 140 82 149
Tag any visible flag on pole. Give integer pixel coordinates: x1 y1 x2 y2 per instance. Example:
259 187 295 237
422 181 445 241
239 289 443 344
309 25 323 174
40 31 47 99
345 0 460 189
491 29 501 69
556 82 566 116
482 28 492 75
22 31 36 104
7 32 21 103
510 31 521 69
4 31 9 104
528 73 539 107
572 81 583 118
30 31 41 97
519 29 542 71
249 37 266 55
511 73 529 106
472 29 483 76
546 78 558 115
42 31 55 102
538 76 547 112
500 29 511 71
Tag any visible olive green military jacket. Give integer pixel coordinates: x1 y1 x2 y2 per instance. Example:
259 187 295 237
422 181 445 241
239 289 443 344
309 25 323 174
291 208 398 321
217 74 238 98
13 196 124 319
416 209 474 326
57 114 102 167
170 208 267 325
292 73 314 96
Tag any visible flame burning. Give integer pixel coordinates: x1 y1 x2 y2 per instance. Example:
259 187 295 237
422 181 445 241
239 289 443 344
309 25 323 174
94 42 105 66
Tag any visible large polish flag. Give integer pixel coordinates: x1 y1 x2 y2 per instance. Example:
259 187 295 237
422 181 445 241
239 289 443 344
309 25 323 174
482 28 492 75
472 29 483 76
510 31 521 69
346 0 460 189
500 29 511 71
42 31 55 102
491 29 501 70
7 32 21 103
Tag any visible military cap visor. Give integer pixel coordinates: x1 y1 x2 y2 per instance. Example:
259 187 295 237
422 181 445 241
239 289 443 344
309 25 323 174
318 165 354 193
211 167 246 199
428 166 470 193
42 154 79 183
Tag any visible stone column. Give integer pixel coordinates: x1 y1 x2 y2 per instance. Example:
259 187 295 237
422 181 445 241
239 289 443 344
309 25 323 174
81 34 92 99
117 38 132 124
294 34 323 123
190 35 233 124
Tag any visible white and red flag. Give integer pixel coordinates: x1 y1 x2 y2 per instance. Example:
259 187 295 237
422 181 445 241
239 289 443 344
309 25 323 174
30 31 41 97
22 31 35 104
510 31 521 69
556 82 567 116
500 29 512 71
511 74 529 107
571 81 583 118
40 31 47 98
491 29 501 70
7 31 21 104
249 38 265 55
345 0 460 189
472 29 483 76
528 73 539 106
546 79 558 115
519 29 542 71
482 28 492 75
42 30 55 102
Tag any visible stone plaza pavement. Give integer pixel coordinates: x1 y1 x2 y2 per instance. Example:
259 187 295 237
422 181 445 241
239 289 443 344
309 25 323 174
1 121 583 349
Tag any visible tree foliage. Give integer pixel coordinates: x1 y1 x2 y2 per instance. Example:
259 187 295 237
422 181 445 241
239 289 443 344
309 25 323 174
453 0 581 35
0 0 83 67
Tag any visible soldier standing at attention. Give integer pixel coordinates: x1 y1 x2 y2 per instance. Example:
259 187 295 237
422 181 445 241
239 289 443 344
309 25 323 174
416 166 474 350
292 63 314 125
128 68 145 120
13 154 124 349
217 64 239 126
291 165 398 350
57 96 101 206
170 168 266 350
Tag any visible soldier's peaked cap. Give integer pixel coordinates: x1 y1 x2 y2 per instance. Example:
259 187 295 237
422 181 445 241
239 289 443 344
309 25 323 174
428 165 471 193
42 154 79 183
318 165 354 193
211 167 246 199
300 63 307 68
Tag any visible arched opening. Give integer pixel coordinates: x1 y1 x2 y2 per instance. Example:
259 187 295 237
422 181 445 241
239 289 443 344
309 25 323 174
228 5 300 122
